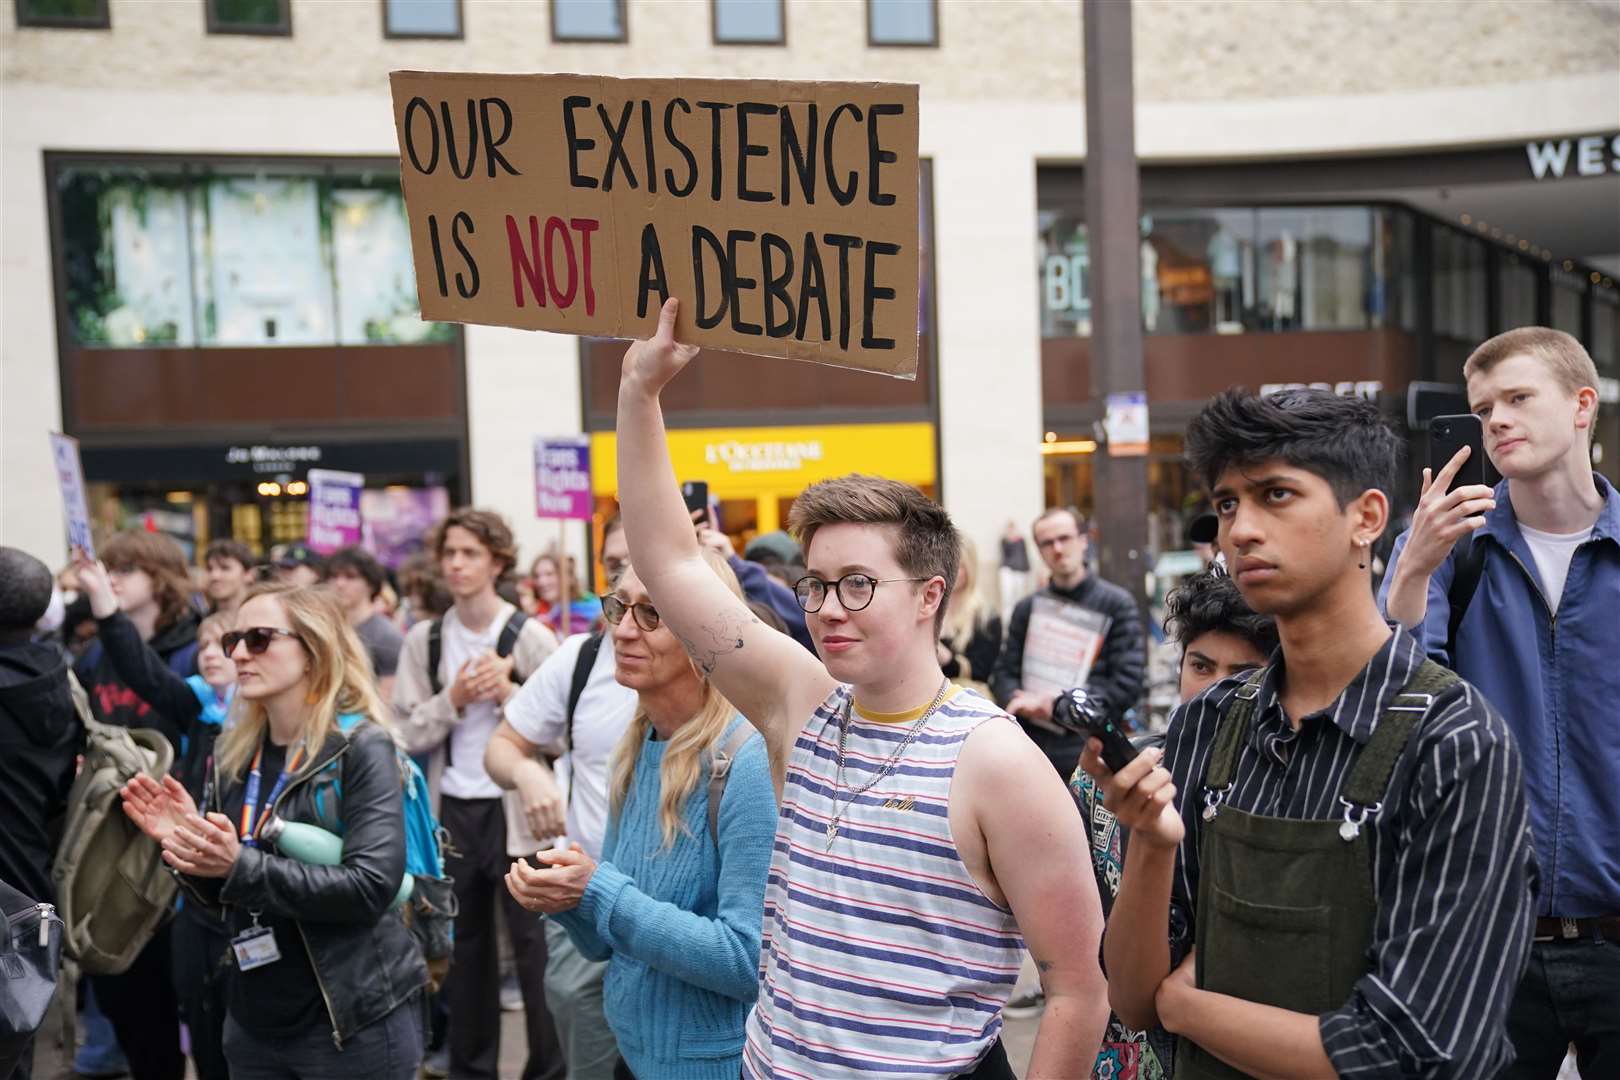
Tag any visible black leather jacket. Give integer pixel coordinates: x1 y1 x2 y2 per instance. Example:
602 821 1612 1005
184 718 427 1046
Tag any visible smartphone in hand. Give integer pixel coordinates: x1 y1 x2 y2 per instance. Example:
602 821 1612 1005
681 481 710 516
1429 414 1487 491
1052 688 1140 773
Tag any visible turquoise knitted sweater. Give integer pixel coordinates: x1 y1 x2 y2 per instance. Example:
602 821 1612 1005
550 715 776 1080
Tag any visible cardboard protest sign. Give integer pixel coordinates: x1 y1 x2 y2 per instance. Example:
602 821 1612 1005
390 71 920 378
49 432 95 559
535 437 593 520
306 469 365 553
1020 596 1111 700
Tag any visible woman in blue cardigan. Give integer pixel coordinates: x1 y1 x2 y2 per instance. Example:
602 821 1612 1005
505 552 775 1080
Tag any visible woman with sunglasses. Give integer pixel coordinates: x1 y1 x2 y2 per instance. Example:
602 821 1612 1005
119 583 428 1080
504 551 776 1080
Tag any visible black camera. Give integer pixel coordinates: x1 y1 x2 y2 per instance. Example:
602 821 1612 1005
1051 687 1139 774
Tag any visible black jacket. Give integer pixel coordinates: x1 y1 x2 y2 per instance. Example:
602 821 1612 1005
74 612 200 745
185 719 428 1046
90 612 219 800
0 642 84 902
991 576 1147 758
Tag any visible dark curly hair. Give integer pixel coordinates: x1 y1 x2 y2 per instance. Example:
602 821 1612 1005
1164 568 1279 658
1185 388 1401 507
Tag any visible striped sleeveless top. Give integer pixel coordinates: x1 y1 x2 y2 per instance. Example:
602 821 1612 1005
742 684 1025 1078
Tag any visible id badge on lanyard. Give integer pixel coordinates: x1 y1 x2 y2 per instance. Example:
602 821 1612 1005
232 913 281 971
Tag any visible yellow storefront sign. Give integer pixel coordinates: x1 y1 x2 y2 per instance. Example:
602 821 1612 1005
590 422 936 533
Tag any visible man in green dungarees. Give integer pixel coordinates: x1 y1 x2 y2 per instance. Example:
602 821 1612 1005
1083 388 1537 1079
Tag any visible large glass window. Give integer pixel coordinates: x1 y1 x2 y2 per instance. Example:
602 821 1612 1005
206 0 290 35
551 0 624 41
1551 267 1586 339
1037 210 1090 338
57 162 450 348
1433 226 1488 342
1374 208 1417 332
1141 208 1253 334
1498 252 1539 331
383 0 461 38
16 0 109 28
1591 284 1618 372
713 0 783 44
869 0 936 46
1254 207 1375 331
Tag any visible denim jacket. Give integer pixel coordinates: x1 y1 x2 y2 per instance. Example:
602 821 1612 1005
1380 473 1620 918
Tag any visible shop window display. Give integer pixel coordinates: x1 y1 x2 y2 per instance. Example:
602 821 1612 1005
1499 253 1539 331
58 163 451 349
1432 226 1488 343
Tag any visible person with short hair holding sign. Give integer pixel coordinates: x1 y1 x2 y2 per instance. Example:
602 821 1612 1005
614 299 1108 1079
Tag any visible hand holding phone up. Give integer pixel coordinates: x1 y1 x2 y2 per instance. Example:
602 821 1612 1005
1404 414 1498 579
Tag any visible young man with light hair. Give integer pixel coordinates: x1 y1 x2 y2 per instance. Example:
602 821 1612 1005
615 299 1107 1079
1382 327 1619 1078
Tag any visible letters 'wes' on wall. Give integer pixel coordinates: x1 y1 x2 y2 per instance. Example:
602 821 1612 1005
390 71 921 378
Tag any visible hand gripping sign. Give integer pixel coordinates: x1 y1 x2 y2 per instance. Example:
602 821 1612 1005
390 71 920 379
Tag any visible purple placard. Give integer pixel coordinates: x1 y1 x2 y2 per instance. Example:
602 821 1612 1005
306 468 365 553
535 437 593 520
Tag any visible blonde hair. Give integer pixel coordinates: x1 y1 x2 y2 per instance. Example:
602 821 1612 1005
608 550 746 848
1465 327 1601 439
942 533 987 648
215 584 388 781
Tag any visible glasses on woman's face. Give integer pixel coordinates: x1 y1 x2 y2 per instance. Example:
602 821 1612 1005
601 595 661 632
793 573 929 614
221 627 301 657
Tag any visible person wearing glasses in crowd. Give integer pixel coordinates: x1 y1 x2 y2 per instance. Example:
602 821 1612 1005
991 507 1146 781
74 556 239 1080
504 549 775 1080
486 519 638 1080
118 584 428 1079
613 300 1107 1079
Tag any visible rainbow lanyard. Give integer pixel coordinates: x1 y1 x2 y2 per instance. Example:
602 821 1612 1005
239 741 304 848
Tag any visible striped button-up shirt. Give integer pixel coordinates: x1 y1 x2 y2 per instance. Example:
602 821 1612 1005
1154 626 1537 1078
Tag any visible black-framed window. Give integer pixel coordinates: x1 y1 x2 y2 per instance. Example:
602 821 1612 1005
868 0 935 47
206 0 290 36
15 0 108 29
551 0 624 42
383 0 461 39
713 0 783 45
55 159 452 349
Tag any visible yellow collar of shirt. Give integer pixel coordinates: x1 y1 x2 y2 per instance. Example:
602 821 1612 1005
852 683 962 724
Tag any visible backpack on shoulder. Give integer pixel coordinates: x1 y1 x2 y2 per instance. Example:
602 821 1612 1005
331 715 457 991
50 674 178 976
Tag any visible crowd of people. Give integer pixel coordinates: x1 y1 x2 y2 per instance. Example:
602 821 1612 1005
1 320 1613 1080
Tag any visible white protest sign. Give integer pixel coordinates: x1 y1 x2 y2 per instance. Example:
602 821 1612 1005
1020 595 1111 700
49 432 95 559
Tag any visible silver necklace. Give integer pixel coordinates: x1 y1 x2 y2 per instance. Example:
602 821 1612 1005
825 678 950 850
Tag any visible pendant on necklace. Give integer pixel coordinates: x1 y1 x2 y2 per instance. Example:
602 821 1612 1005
825 820 838 850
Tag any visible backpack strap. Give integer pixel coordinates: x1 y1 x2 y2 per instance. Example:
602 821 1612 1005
1445 536 1487 661
565 633 605 759
1341 659 1459 813
427 618 445 696
496 610 529 682
706 720 755 848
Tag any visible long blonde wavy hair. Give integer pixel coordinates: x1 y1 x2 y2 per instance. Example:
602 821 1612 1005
941 532 989 648
215 583 389 780
608 550 746 849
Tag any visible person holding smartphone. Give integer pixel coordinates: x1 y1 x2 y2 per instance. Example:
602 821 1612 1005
1086 387 1536 1079
1381 328 1619 1079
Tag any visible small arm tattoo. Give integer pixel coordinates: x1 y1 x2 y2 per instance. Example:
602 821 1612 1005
676 610 758 676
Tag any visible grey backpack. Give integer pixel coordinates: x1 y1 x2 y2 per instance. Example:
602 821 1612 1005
50 674 178 975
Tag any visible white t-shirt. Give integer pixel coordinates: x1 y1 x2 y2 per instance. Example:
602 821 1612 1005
438 604 511 799
503 632 637 859
1517 522 1593 612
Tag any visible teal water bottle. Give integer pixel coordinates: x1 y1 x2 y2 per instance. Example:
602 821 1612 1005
260 816 414 908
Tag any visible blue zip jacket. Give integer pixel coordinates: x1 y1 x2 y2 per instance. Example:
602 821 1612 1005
1380 473 1620 918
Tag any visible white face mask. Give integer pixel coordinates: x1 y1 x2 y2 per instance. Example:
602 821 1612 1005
36 586 66 635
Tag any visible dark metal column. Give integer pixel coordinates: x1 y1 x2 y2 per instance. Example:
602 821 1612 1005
1083 0 1150 612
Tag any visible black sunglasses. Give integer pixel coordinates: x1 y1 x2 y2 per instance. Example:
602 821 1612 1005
221 627 301 656
601 595 661 632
